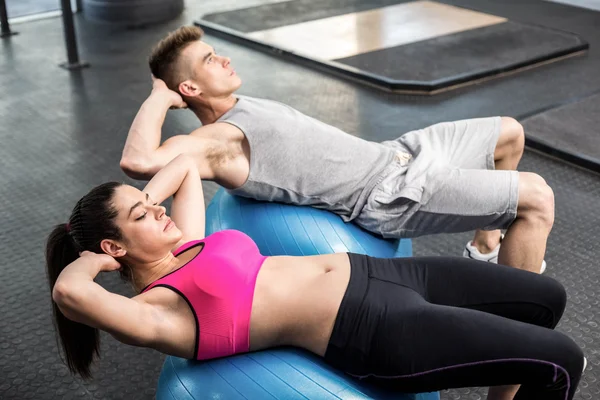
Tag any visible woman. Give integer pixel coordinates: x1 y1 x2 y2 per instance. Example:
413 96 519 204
47 155 583 400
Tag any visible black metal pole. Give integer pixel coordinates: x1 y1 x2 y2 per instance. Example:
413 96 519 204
0 0 18 38
59 0 89 69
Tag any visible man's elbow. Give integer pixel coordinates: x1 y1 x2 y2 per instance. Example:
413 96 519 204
120 157 155 180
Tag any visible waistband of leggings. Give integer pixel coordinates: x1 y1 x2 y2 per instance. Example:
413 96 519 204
324 252 370 364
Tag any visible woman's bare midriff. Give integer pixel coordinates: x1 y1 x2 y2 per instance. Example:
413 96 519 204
249 253 351 356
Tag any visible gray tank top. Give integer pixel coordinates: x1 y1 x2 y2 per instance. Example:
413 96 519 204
220 96 395 221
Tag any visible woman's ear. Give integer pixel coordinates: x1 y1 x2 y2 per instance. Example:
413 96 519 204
100 239 127 258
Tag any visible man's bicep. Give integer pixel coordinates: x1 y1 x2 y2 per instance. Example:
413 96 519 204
151 135 202 169
154 134 215 179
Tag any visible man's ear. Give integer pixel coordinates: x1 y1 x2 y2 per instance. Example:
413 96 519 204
100 239 127 258
179 80 201 97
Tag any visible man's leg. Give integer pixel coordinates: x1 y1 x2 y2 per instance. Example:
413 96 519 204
470 117 524 254
366 116 553 273
470 117 554 273
498 173 554 272
357 165 551 273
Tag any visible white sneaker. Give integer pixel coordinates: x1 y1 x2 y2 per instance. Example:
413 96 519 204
463 236 547 274
463 240 500 263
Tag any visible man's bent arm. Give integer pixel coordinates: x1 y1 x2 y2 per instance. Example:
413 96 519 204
120 91 174 179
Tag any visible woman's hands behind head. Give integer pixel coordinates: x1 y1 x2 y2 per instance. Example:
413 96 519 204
79 251 122 272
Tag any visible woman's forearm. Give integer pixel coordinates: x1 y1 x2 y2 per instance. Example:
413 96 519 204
143 154 198 204
52 259 103 319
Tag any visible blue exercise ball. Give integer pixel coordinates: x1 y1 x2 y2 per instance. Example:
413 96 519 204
205 188 412 257
156 189 439 400
159 348 439 400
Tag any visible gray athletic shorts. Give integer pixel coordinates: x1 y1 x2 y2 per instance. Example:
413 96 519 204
355 117 519 239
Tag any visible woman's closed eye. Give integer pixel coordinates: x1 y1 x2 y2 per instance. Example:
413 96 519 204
135 203 158 221
136 212 147 221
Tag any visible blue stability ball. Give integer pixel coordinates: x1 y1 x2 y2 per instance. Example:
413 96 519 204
205 188 412 257
157 189 439 400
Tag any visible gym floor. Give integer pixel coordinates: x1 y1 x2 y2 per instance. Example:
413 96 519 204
1 1 599 399
5 0 61 19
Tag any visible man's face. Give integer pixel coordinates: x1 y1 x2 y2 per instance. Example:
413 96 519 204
181 40 242 97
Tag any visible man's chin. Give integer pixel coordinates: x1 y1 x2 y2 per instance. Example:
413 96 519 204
233 76 243 89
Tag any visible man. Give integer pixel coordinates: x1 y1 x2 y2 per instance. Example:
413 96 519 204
121 26 553 273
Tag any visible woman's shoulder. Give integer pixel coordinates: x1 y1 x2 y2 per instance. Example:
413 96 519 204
134 287 197 358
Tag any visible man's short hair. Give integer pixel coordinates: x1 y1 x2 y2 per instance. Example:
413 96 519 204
148 26 204 91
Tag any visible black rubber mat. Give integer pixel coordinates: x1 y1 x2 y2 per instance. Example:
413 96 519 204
202 0 420 32
1 0 600 399
337 21 587 85
197 0 588 93
522 92 600 171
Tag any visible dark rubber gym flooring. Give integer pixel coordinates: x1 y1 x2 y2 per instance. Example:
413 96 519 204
0 1 599 399
523 91 600 168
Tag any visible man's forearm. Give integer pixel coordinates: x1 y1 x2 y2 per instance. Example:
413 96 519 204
121 93 172 169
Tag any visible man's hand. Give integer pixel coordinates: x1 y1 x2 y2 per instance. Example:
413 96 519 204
151 77 187 109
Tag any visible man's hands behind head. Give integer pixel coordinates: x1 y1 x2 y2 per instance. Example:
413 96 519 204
151 77 188 109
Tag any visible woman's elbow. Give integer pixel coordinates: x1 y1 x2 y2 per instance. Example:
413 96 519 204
52 282 80 319
52 280 71 305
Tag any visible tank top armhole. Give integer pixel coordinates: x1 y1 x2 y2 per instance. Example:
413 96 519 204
147 284 200 360
218 120 245 134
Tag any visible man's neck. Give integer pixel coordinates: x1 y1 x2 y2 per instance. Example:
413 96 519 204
191 95 238 125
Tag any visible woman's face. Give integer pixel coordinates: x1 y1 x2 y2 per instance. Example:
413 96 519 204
110 185 183 262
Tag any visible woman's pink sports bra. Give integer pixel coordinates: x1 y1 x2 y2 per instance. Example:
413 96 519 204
141 229 268 360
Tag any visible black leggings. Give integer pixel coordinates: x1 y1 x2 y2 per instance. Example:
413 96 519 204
324 253 584 399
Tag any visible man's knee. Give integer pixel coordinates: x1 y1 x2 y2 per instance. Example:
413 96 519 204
498 117 525 158
518 172 555 227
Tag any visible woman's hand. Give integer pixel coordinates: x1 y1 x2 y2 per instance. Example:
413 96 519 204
151 77 187 109
79 251 122 272
143 153 205 242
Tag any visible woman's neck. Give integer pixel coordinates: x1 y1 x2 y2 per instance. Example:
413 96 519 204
131 253 180 293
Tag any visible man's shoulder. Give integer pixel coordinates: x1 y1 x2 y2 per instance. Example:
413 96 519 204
189 122 242 138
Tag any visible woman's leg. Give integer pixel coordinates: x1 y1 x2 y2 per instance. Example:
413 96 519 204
326 255 584 400
396 256 566 328
407 256 580 399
